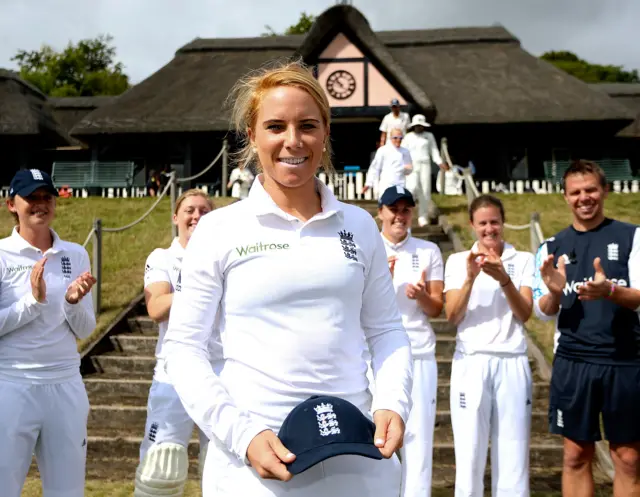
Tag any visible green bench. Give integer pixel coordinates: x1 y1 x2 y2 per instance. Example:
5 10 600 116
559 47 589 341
51 162 136 189
543 159 635 184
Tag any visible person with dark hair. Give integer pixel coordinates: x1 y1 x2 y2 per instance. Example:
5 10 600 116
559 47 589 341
534 159 640 497
444 194 534 497
0 169 96 497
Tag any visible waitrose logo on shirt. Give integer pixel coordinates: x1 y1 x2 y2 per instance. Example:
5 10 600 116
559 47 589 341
235 241 291 256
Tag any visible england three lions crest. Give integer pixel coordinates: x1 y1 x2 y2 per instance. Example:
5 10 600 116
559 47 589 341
338 230 358 262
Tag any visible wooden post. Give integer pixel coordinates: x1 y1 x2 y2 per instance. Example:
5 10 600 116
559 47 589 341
222 138 229 197
170 171 177 239
92 219 102 314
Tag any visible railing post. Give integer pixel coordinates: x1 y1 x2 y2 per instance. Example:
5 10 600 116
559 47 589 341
170 171 177 239
92 219 102 315
222 138 229 197
530 212 541 253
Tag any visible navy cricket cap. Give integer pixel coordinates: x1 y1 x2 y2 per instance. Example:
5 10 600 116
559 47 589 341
9 169 58 198
379 185 415 207
278 395 382 475
390 98 400 106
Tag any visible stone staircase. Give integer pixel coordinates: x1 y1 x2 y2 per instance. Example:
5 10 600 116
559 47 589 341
39 199 592 493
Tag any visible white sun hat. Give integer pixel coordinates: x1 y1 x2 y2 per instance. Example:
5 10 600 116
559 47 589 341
409 114 430 129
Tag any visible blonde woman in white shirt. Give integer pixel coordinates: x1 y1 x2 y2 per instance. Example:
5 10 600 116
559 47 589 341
161 60 413 497
0 169 96 497
378 185 444 497
134 189 214 497
444 194 534 497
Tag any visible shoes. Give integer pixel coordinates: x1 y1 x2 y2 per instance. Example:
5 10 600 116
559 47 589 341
418 216 428 227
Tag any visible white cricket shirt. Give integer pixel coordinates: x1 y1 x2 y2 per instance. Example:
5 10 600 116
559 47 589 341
401 131 442 166
381 234 444 358
0 228 96 383
162 176 413 463
444 242 534 355
365 143 413 194
379 112 411 143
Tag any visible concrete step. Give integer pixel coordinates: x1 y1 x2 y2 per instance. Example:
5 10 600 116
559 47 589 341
91 354 156 376
111 334 158 355
127 316 158 335
85 377 152 405
82 433 562 467
431 464 563 491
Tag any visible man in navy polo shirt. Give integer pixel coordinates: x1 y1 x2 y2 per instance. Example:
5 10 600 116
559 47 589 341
533 160 640 497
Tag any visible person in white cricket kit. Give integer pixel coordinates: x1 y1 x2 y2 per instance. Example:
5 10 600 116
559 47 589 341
444 195 535 497
401 115 443 227
227 166 255 199
134 189 217 497
378 185 444 497
0 169 96 497
161 60 413 497
379 98 411 145
363 128 413 199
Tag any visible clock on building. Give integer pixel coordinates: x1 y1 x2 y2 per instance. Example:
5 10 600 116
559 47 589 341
326 70 356 100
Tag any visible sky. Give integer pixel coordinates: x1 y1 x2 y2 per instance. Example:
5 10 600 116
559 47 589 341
1 0 638 84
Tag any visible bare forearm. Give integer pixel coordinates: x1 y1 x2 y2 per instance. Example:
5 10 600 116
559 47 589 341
148 293 174 322
446 279 475 325
502 281 532 323
608 285 640 311
538 292 561 317
416 292 443 318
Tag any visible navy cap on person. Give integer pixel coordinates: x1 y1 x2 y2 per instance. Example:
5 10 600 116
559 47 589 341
9 169 59 198
379 185 415 208
277 395 383 475
390 98 400 107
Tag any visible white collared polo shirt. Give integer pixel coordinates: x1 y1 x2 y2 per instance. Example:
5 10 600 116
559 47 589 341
366 143 413 192
444 242 534 355
0 228 96 382
162 176 413 463
381 234 444 358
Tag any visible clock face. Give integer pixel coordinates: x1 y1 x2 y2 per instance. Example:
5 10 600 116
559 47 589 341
326 70 356 100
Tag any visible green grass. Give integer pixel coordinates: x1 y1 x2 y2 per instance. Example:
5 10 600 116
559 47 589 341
433 192 640 362
1 196 236 353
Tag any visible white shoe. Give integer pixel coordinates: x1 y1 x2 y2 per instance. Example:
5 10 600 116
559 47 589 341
418 216 428 227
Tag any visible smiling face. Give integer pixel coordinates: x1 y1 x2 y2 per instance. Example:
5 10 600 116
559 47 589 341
379 200 413 243
563 172 607 229
6 188 56 229
173 194 212 242
470 205 504 252
248 86 328 191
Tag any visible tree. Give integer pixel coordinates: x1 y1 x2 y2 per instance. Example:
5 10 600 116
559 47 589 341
262 12 316 37
12 34 130 97
540 51 639 83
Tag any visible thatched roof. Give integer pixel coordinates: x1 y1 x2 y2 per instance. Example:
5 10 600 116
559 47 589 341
589 83 640 138
70 5 633 136
0 69 71 146
50 96 117 133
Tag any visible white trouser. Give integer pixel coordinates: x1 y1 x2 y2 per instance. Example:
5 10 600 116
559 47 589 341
0 377 89 497
399 356 437 497
408 160 432 220
203 434 401 496
140 379 207 460
450 352 532 497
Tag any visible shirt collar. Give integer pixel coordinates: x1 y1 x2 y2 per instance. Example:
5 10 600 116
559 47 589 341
471 240 517 260
247 174 343 222
169 237 185 257
380 232 411 250
10 227 64 254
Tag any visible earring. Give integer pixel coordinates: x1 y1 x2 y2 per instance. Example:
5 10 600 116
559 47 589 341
323 146 327 152
252 147 257 154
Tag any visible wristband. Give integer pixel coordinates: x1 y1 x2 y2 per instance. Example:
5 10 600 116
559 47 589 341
501 276 511 288
607 282 616 299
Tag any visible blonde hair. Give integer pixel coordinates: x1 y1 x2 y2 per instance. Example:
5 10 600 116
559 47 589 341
227 58 334 175
174 189 214 215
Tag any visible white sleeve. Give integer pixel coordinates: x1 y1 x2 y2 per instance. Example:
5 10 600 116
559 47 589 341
360 217 413 423
532 242 556 320
444 253 466 292
379 114 389 133
63 248 97 340
365 148 384 187
629 227 640 290
427 132 442 165
402 148 413 165
0 289 47 338
426 247 444 282
162 216 269 464
144 249 170 288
